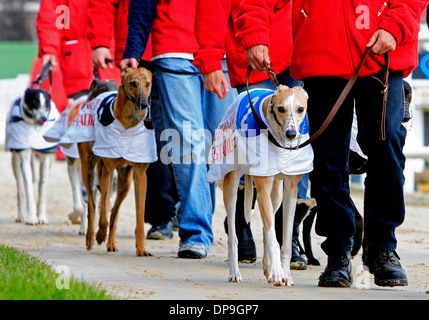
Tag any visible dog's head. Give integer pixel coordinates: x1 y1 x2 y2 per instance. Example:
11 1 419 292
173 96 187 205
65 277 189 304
21 88 51 125
88 78 118 101
120 66 153 116
264 85 309 142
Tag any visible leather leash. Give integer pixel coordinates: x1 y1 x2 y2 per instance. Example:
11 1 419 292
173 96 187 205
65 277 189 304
245 45 390 150
31 61 52 94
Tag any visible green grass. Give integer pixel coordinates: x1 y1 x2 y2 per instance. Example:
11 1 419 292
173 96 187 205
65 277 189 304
0 41 38 79
0 245 114 300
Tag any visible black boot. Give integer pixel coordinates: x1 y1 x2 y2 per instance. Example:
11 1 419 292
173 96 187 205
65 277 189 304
224 187 257 264
275 202 310 270
363 250 408 287
318 252 353 288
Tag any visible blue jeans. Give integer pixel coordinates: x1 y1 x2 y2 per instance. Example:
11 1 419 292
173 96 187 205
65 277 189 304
303 71 406 255
155 58 237 252
236 68 310 200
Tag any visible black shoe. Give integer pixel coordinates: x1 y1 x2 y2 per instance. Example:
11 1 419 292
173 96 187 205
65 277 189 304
291 238 307 270
318 253 352 288
146 218 174 240
237 223 257 263
363 250 408 287
224 217 257 264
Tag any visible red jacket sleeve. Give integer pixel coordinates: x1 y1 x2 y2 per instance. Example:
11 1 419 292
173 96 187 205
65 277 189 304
193 0 230 75
88 0 118 50
235 0 289 50
379 0 428 45
36 0 64 56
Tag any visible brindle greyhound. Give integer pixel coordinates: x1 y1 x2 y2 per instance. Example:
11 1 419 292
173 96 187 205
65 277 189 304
81 65 154 257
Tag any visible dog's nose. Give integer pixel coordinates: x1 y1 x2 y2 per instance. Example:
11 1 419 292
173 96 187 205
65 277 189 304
286 129 296 140
36 116 47 125
139 96 148 110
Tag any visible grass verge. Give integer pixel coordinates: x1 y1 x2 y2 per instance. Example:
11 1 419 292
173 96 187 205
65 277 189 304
0 244 114 300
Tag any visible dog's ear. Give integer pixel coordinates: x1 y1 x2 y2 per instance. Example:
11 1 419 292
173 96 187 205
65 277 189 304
121 68 129 77
90 79 100 93
294 86 309 100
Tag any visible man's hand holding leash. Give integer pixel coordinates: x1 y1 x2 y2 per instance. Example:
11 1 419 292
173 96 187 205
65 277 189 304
367 29 397 55
120 58 139 70
93 47 115 69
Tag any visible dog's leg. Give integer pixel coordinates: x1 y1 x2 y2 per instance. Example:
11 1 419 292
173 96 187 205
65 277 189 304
280 176 301 286
79 142 97 250
36 153 52 224
20 150 38 225
106 166 133 253
223 170 241 282
11 151 26 223
263 180 283 277
67 157 87 234
96 160 114 245
253 176 284 286
133 164 150 256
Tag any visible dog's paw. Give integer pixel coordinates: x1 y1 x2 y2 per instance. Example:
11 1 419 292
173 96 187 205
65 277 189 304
268 264 286 286
68 211 81 224
38 217 49 225
25 216 38 225
86 234 94 251
78 227 86 236
136 248 151 257
107 241 118 252
283 269 294 287
228 272 242 283
96 229 107 244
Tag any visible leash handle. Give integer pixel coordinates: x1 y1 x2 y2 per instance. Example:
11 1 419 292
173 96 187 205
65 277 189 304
31 61 52 94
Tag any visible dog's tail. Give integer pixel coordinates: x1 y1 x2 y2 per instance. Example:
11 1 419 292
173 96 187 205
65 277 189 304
244 175 253 224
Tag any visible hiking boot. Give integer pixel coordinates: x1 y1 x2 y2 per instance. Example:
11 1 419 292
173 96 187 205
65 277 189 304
363 250 408 287
318 252 352 288
146 218 174 240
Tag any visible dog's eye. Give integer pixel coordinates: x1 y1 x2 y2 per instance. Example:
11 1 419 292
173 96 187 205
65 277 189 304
297 106 305 113
277 106 285 113
146 81 151 88
129 81 138 88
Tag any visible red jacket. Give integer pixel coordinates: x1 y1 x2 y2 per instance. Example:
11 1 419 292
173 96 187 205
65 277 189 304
87 0 151 63
151 0 199 57
235 0 427 80
36 0 118 96
193 0 293 88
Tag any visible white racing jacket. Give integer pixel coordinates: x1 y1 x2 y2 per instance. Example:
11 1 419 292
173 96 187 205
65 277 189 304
5 96 59 151
43 95 88 158
60 91 157 163
207 89 314 183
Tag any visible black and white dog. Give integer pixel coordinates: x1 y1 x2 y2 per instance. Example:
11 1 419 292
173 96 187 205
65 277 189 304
5 86 59 225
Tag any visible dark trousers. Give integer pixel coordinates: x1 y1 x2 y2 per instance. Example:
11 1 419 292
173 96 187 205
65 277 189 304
303 71 406 255
145 76 178 226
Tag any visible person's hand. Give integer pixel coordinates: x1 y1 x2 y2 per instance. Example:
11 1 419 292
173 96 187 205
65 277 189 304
245 44 270 72
41 54 57 70
120 57 139 70
93 47 113 69
204 70 229 99
367 29 396 55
